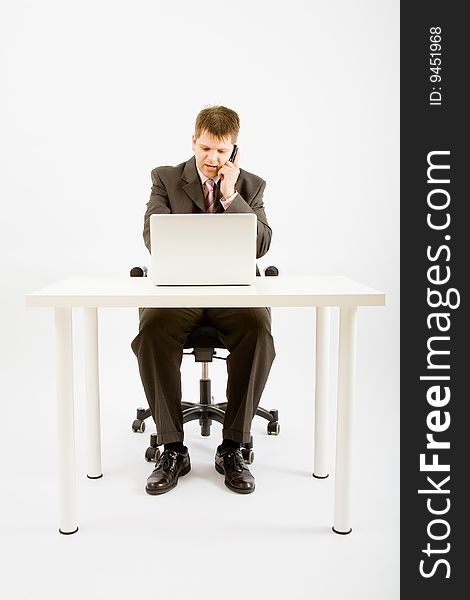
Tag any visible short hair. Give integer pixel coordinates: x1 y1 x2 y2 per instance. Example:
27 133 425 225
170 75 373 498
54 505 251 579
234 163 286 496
194 105 240 143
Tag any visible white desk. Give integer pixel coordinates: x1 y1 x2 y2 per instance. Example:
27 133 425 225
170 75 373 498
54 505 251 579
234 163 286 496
26 275 385 535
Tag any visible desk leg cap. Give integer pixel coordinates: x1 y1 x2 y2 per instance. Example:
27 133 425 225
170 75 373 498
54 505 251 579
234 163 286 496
59 527 79 535
312 473 329 479
87 474 103 479
332 527 352 535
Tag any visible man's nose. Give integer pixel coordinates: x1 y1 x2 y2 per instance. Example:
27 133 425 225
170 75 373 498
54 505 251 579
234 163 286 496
207 150 218 164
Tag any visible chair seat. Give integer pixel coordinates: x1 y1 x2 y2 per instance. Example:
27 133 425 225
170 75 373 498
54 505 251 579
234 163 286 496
184 325 226 350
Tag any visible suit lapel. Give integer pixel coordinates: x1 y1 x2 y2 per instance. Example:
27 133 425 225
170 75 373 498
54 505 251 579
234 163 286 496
181 157 206 212
216 180 226 204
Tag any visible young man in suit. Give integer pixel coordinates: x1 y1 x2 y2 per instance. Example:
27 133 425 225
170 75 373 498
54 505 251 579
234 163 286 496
131 105 275 495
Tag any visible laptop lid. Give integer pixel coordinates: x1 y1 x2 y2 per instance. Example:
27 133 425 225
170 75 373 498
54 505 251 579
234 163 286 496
149 213 257 286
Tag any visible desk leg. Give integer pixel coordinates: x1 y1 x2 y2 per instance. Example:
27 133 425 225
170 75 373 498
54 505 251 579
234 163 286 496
55 308 79 535
313 307 330 479
333 306 357 535
83 308 103 479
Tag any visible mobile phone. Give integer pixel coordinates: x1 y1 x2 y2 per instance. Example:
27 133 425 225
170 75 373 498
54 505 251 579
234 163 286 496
217 145 238 191
228 144 238 163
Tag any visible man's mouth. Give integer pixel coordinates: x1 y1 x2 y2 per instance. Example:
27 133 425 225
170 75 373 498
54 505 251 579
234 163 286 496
205 164 217 169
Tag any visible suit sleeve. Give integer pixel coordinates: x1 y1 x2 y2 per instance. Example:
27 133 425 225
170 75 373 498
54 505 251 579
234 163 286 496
224 179 272 259
143 168 171 252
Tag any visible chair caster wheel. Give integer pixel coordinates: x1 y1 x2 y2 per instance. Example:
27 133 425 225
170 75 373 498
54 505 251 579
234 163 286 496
267 421 280 435
145 447 160 462
242 448 254 464
132 419 146 433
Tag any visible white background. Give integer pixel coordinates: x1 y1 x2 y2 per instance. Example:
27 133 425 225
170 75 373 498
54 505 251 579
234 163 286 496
1 1 399 599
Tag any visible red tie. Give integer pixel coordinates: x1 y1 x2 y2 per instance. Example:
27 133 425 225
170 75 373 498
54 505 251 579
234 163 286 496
204 179 216 213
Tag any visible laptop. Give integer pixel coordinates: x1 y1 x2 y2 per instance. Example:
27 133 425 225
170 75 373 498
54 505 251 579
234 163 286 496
149 213 257 285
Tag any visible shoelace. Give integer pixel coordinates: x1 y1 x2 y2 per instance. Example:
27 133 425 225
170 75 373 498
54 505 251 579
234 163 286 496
222 449 245 473
155 450 179 472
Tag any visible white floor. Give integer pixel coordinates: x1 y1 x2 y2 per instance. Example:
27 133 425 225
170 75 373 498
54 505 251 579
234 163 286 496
1 307 399 600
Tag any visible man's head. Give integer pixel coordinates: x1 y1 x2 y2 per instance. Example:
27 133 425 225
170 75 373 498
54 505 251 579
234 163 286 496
192 106 240 179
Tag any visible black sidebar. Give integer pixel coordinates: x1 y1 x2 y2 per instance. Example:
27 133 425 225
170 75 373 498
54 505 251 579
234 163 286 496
401 2 467 597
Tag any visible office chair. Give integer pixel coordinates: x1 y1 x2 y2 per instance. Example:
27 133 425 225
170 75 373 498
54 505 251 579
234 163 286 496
130 265 280 465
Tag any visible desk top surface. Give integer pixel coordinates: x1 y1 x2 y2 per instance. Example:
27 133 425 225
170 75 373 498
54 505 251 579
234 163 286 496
26 275 385 308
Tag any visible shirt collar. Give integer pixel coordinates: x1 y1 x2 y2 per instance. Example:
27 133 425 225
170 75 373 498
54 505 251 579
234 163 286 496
196 163 220 186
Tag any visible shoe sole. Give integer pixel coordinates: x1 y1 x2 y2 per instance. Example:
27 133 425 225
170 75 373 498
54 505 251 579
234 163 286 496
215 461 255 494
145 463 191 495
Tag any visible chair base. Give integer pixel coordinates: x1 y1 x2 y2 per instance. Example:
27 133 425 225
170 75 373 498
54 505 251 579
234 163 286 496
133 379 280 465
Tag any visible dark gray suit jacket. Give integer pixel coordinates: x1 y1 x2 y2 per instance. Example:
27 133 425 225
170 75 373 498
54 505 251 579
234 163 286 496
143 156 272 259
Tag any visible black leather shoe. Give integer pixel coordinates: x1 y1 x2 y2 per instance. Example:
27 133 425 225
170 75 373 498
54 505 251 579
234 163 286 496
215 446 255 494
146 447 191 495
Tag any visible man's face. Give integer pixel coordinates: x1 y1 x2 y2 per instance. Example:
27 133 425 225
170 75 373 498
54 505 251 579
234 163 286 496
192 130 234 179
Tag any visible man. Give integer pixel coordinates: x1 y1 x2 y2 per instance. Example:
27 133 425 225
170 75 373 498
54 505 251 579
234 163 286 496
131 105 275 496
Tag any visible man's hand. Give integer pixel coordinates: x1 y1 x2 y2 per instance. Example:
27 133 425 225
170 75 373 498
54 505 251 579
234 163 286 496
218 148 240 199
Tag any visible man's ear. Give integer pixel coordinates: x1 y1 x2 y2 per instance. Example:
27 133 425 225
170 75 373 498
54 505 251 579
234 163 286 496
191 134 196 151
